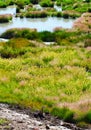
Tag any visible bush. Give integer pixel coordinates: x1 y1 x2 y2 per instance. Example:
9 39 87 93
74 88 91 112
63 110 74 122
85 111 91 123
30 0 39 4
51 107 75 122
80 111 91 124
8 0 15 5
84 39 91 47
16 6 21 13
0 1 7 8
56 12 62 17
40 0 54 7
25 11 47 18
0 14 12 23
62 10 81 19
0 28 38 39
88 8 91 12
77 121 88 128
0 38 31 58
6 38 31 48
62 12 69 18
54 30 69 42
15 0 29 9
39 31 55 42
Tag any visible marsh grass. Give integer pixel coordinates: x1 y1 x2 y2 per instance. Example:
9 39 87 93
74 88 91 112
25 11 47 18
0 118 9 125
0 14 12 23
51 107 75 122
0 0 91 126
1 28 90 46
0 28 37 39
0 41 91 127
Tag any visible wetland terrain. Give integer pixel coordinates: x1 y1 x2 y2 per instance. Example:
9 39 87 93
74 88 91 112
0 0 91 129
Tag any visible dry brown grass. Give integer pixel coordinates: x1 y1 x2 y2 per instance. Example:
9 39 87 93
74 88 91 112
73 13 91 32
57 97 91 113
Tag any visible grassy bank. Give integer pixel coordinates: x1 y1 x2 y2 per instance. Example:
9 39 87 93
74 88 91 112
0 0 91 128
0 0 90 19
0 14 12 23
0 37 91 128
1 27 90 47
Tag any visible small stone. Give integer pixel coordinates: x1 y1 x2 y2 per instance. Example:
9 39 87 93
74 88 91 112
46 125 50 129
17 120 23 123
33 128 39 130
10 126 14 130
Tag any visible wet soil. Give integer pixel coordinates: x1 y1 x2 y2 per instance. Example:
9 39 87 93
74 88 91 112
0 103 85 130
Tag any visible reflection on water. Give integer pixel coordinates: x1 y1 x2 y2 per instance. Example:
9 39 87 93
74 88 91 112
26 17 48 22
0 6 75 34
0 17 75 34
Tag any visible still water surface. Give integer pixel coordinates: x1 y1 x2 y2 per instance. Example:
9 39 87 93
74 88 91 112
0 6 75 34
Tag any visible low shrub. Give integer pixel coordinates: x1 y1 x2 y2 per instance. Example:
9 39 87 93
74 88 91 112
88 8 91 12
15 0 30 9
8 0 15 5
84 39 91 47
77 122 88 129
0 38 30 58
40 0 54 7
62 10 81 19
0 118 9 125
0 1 7 8
62 11 69 18
1 47 26 58
51 107 75 122
63 110 74 122
6 38 31 48
78 111 91 124
30 0 39 4
0 14 12 23
0 28 38 39
56 12 62 17
16 6 21 13
39 31 55 42
56 0 61 6
25 11 47 18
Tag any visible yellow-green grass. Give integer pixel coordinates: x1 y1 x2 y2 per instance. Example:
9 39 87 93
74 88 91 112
0 43 91 127
0 118 9 125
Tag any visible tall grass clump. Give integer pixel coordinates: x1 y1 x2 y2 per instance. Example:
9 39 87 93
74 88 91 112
25 11 47 18
30 0 39 4
82 111 91 124
15 0 30 9
0 28 38 39
0 14 12 23
39 31 55 42
51 107 75 123
40 0 54 7
0 38 31 58
0 1 7 8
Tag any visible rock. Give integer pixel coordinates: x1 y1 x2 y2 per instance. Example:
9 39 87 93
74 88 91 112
46 125 50 129
32 128 39 130
0 103 87 130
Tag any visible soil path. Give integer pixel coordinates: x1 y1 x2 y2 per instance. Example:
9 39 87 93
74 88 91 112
0 104 84 130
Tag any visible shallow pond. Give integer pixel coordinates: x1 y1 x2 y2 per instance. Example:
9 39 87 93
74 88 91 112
0 17 75 34
0 5 16 15
0 6 75 34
